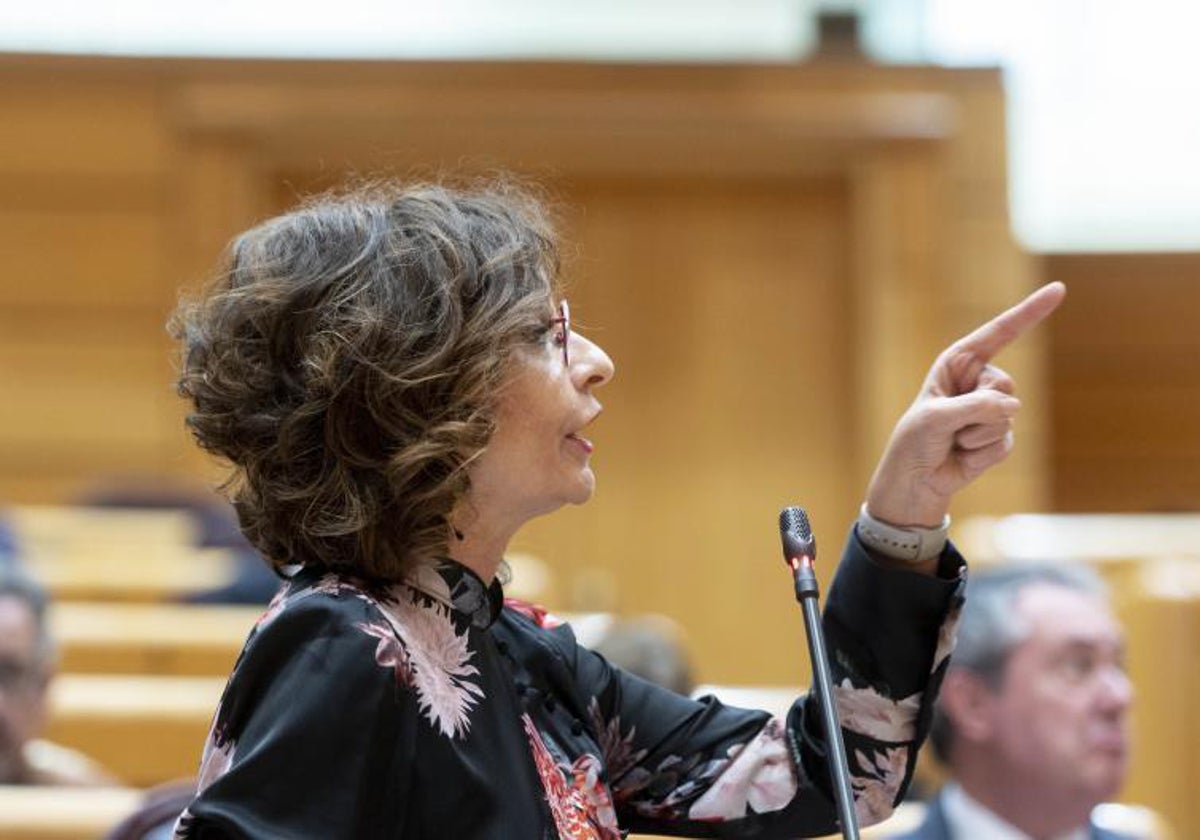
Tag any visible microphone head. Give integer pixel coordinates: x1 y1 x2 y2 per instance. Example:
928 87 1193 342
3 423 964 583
779 505 816 564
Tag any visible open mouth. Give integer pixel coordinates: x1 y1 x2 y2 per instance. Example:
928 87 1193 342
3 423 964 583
565 433 594 454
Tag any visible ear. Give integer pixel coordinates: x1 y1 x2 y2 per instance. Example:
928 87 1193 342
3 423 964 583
940 669 998 744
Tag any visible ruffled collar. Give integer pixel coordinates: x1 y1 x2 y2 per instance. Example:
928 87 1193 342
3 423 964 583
404 558 506 629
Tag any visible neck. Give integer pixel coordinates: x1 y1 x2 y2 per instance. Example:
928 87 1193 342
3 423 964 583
446 505 519 583
955 759 1092 839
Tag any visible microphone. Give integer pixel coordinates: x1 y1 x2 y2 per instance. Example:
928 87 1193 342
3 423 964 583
779 506 860 840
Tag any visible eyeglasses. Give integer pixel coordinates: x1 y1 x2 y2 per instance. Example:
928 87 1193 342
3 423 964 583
549 299 571 368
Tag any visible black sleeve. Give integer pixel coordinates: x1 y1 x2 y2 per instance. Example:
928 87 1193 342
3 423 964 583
553 527 965 838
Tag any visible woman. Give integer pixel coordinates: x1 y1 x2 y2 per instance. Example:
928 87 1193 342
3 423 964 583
171 180 1063 838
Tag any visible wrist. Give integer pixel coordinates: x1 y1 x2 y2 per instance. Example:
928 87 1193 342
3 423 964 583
856 503 950 563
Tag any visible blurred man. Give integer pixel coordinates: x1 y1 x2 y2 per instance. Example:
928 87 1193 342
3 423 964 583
897 564 1134 840
0 566 113 785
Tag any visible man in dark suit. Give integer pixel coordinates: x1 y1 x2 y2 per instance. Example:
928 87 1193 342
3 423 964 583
895 564 1136 840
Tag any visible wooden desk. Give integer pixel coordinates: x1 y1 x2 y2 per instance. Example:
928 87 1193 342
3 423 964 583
0 785 143 840
25 546 237 603
49 602 259 676
6 505 196 552
45 674 224 788
9 504 238 602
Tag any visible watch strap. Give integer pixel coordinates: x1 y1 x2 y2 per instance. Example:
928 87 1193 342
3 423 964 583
856 503 950 563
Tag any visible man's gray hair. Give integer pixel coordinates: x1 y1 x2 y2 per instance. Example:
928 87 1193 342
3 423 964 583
930 562 1109 762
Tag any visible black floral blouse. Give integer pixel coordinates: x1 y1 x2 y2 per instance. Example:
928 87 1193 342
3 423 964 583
174 529 964 839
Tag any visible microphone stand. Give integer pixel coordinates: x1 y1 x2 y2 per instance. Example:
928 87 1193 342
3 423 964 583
780 508 860 840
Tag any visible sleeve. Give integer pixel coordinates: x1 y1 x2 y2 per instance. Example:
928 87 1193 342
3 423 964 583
564 527 965 839
173 596 417 839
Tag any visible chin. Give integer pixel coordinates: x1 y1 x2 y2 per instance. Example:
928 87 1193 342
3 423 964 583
1083 759 1128 802
567 470 596 505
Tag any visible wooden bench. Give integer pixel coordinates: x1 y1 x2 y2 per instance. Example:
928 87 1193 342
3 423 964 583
0 785 143 840
49 602 260 676
26 545 237 604
45 674 224 788
8 504 238 602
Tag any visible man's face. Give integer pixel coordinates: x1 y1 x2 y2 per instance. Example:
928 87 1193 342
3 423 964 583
0 595 49 783
986 584 1132 805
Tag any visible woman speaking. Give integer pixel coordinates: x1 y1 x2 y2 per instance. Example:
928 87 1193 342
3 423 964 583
170 179 1063 838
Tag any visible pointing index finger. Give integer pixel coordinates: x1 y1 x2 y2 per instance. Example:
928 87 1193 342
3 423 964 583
954 282 1066 363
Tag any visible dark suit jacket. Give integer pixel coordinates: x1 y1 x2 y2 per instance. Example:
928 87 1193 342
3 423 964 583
892 791 1136 840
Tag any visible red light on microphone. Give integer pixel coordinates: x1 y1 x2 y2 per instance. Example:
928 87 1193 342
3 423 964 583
788 555 814 572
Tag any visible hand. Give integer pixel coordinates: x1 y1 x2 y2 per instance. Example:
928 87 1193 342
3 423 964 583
865 282 1066 529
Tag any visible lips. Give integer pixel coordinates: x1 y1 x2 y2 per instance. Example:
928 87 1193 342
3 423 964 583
566 406 601 455
566 433 594 454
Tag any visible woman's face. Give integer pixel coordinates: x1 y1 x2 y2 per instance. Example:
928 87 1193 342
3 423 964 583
467 301 615 526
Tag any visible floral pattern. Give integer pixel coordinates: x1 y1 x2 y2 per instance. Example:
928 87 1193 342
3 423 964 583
195 730 235 792
932 597 963 674
173 533 965 838
832 681 921 742
369 591 483 739
688 718 797 821
522 714 621 840
851 745 910 824
505 598 564 629
588 697 647 784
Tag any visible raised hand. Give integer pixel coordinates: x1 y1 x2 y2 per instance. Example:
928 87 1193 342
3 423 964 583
864 282 1066 530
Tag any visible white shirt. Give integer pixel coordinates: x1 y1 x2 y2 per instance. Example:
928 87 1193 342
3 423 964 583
941 782 1088 840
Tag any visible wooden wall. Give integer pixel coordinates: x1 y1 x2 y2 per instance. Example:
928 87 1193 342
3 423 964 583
1047 252 1200 512
0 54 1042 684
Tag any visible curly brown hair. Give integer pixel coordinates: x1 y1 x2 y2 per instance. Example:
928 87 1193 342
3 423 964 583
172 180 560 582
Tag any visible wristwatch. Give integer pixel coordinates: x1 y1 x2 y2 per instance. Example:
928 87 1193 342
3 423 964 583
855 503 950 563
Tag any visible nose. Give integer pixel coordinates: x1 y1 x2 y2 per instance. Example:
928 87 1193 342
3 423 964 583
1096 664 1134 713
571 333 615 390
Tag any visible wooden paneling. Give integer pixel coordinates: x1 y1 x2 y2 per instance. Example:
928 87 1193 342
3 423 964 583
0 209 167 306
512 177 855 683
0 55 1040 687
0 68 181 502
0 79 170 177
45 674 225 787
0 786 143 840
1047 253 1200 511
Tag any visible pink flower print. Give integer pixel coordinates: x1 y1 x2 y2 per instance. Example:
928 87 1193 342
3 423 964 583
505 599 564 629
931 600 962 674
832 681 920 743
196 730 235 792
406 564 453 603
587 697 648 785
370 594 483 739
851 745 908 825
521 715 621 840
356 621 412 690
687 717 798 822
254 588 289 630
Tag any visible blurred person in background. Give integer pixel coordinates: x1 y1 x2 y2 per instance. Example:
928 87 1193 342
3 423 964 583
590 614 695 696
0 566 115 786
79 480 278 605
0 516 17 569
169 178 1063 838
895 564 1135 840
